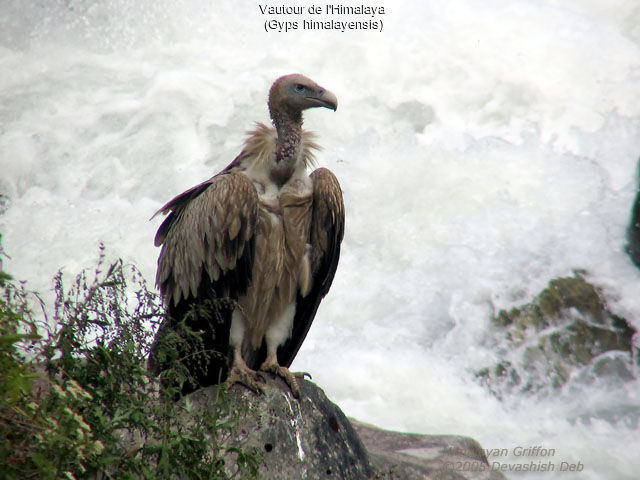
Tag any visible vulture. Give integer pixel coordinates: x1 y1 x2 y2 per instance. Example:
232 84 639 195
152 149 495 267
148 74 344 398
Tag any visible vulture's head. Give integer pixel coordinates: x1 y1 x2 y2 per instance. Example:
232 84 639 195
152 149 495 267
268 74 338 120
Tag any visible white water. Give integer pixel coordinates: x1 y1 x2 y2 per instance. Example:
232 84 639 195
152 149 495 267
2 1 640 478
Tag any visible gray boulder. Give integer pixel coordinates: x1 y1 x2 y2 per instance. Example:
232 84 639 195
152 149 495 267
184 377 374 479
352 420 505 480
178 377 505 480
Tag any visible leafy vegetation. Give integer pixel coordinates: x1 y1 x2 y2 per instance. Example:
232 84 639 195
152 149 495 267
0 240 258 479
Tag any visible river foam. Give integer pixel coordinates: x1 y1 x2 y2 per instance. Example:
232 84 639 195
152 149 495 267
2 1 639 477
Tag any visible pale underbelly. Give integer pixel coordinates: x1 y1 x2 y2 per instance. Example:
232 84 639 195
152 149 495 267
238 207 305 349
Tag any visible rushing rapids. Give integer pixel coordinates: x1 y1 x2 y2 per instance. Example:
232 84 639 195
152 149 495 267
1 1 639 479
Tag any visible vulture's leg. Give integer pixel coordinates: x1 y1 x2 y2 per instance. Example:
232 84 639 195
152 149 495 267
258 306 308 398
225 348 264 395
226 310 264 394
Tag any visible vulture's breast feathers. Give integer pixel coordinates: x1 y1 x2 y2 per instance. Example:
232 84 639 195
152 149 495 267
234 123 321 201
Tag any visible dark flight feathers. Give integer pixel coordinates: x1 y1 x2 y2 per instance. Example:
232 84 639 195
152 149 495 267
278 167 344 367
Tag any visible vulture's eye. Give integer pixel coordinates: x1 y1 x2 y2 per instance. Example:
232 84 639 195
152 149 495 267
294 84 306 93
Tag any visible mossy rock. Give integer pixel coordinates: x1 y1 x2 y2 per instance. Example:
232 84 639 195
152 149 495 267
479 273 637 396
538 275 606 320
494 274 610 338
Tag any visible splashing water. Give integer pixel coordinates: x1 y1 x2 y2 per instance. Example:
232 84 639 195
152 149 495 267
2 1 640 478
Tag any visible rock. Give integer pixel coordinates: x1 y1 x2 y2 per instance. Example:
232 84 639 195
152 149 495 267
479 273 638 397
352 420 506 480
183 376 374 479
171 377 504 480
626 158 640 268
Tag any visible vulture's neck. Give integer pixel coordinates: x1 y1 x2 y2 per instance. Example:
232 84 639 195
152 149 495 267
270 109 303 186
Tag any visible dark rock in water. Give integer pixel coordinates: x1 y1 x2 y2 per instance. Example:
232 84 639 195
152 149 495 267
352 420 506 480
479 273 638 397
0 195 7 272
626 159 640 268
0 194 7 216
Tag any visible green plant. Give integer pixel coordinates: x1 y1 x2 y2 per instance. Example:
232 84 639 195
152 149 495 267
0 243 258 479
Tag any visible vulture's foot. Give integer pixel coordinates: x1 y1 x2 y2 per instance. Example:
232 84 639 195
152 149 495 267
259 359 310 398
225 362 265 395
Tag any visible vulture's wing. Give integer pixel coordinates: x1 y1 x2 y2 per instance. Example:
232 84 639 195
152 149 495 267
154 171 259 307
278 167 345 367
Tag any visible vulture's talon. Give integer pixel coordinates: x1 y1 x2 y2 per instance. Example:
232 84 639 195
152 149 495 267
295 371 312 380
259 362 302 398
260 363 280 377
225 365 265 395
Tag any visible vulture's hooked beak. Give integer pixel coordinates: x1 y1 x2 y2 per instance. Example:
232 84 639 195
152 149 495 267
308 88 338 111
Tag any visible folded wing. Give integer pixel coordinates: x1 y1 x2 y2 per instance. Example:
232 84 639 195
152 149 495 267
149 172 259 391
154 172 259 308
278 167 345 367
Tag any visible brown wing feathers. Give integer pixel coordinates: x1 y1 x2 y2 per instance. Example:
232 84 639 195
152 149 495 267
278 167 345 367
149 173 258 393
155 172 258 307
